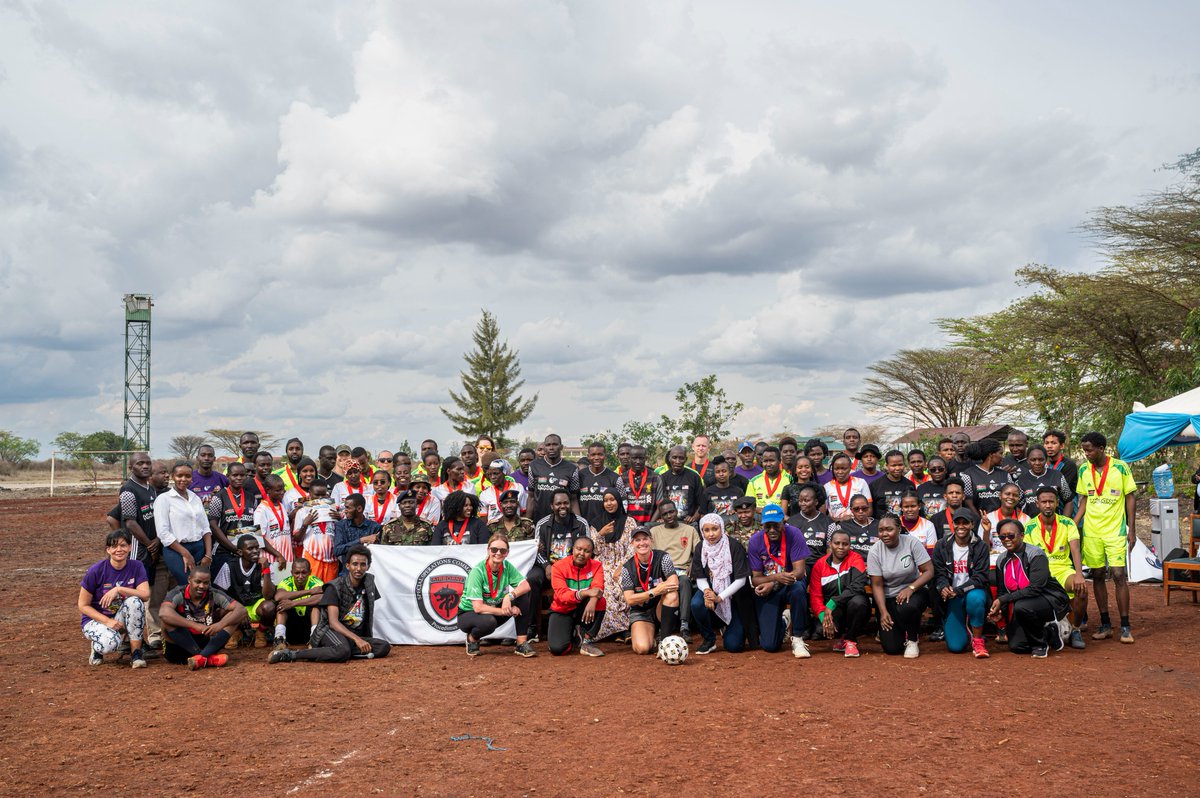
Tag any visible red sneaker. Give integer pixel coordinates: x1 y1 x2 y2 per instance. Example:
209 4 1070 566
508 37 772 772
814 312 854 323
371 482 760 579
831 638 846 652
843 640 861 658
205 653 229 668
187 655 208 670
971 637 990 659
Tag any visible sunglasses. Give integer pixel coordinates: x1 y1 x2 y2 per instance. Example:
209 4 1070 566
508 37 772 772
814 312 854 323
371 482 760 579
478 445 494 451
488 547 509 555
997 533 1017 541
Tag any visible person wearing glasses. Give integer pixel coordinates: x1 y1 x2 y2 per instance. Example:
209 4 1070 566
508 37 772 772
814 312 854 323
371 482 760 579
548 536 606 656
834 494 879 562
375 450 394 475
916 457 951 518
456 534 536 657
989 518 1071 657
475 436 497 456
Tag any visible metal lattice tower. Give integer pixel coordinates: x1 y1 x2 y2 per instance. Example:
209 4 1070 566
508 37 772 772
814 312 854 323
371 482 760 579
122 294 153 452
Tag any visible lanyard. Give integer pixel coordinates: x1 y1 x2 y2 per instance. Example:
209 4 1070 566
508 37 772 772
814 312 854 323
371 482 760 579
285 464 297 487
1039 515 1059 553
263 497 286 532
1090 459 1111 496
346 480 364 495
694 460 708 480
762 471 783 498
834 479 853 509
636 554 653 591
373 491 394 523
627 469 648 498
294 484 309 501
447 520 468 544
226 487 245 518
762 530 787 570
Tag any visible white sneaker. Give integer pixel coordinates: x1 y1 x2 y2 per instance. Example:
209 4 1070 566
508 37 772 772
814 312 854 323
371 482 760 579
903 640 920 659
791 636 811 659
88 648 103 666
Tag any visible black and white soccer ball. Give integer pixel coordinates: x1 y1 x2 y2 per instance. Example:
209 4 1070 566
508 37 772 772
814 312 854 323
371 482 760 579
658 634 689 665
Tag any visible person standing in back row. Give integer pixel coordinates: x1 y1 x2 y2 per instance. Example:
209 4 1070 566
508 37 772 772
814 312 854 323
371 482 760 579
527 434 581 523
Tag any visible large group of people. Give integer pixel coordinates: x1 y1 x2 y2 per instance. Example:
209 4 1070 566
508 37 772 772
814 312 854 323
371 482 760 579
81 425 1141 668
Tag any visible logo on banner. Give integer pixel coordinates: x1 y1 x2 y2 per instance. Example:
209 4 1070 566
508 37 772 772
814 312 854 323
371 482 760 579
415 557 470 632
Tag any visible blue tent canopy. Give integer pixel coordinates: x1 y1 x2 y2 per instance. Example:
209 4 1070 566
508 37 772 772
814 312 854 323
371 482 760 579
1117 386 1200 462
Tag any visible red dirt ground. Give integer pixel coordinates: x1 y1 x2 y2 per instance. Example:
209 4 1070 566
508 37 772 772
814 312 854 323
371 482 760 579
2 495 1198 797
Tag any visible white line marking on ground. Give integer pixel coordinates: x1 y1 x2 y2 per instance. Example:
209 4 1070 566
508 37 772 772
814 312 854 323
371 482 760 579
286 749 360 794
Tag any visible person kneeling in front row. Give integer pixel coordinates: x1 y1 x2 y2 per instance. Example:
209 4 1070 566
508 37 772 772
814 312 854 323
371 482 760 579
269 544 391 664
989 519 1071 658
620 526 681 654
79 529 151 668
457 533 537 657
159 565 247 670
548 536 606 657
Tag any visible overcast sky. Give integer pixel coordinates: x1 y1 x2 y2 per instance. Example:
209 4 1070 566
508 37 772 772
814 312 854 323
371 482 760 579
2 1 1197 457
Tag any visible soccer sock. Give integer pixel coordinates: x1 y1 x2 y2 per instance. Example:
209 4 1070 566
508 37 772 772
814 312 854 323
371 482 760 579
1120 615 1130 628
275 623 287 639
660 605 681 637
1100 612 1111 626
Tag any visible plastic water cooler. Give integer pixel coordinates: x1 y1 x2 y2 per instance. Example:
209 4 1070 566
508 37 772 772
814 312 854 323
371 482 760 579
1150 498 1180 555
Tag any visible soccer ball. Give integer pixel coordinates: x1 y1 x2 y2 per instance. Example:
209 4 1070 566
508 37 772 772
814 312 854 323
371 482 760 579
658 635 689 665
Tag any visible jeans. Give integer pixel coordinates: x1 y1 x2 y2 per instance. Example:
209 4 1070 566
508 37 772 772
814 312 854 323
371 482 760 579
879 590 929 655
689 590 747 652
754 580 808 653
162 540 207 587
943 589 988 653
82 597 146 652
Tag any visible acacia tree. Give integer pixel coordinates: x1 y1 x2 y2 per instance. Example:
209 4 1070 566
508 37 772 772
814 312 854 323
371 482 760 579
205 429 282 456
441 310 537 447
169 434 210 461
855 347 1018 430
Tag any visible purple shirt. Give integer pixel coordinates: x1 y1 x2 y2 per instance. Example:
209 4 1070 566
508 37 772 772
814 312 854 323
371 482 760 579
816 470 835 485
80 557 148 628
746 524 810 574
735 465 763 482
190 469 230 502
852 469 884 485
512 470 529 489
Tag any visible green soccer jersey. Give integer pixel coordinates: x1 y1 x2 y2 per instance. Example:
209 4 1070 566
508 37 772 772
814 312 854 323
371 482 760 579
1077 458 1135 539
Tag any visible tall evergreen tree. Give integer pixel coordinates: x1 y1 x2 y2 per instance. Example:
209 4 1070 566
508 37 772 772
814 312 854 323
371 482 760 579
441 310 537 446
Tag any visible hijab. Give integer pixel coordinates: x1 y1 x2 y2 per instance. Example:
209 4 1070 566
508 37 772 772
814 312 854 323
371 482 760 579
599 487 627 543
699 512 734 624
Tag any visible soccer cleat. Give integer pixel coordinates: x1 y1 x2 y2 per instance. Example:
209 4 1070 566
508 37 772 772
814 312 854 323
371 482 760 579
465 640 481 657
1092 624 1113 640
695 640 717 655
130 649 147 669
831 638 847 653
1119 626 1134 644
267 649 294 664
88 648 104 666
579 642 604 657
843 640 861 658
791 637 811 658
187 655 208 670
1031 645 1049 658
903 640 920 659
273 639 289 653
514 642 537 658
971 637 989 659
1069 629 1086 649
205 653 228 668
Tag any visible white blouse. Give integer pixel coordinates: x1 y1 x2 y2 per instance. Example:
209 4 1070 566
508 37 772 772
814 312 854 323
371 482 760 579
153 488 210 546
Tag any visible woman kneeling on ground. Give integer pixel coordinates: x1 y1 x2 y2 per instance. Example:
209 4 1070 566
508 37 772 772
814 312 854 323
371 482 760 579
548 536 606 657
868 513 934 658
989 519 1071 658
807 528 869 657
79 529 151 668
456 534 536 657
689 513 754 655
932 508 991 658
621 527 680 654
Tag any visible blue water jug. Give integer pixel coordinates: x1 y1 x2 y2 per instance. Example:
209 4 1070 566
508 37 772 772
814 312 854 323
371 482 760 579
1151 464 1174 499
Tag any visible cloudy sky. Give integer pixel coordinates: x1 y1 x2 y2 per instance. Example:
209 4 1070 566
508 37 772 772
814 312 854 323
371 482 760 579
2 1 1197 457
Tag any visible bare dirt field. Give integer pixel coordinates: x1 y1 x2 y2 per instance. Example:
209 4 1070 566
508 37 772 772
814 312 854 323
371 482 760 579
2 495 1198 797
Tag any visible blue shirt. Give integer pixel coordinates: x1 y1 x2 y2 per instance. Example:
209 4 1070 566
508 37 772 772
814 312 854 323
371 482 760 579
746 524 811 575
333 516 382 569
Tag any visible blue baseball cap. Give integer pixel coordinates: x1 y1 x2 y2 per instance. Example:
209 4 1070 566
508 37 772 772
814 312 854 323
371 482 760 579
761 504 784 523
738 441 754 451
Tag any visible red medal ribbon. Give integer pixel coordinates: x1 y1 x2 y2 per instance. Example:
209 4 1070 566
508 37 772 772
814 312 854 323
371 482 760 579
1090 458 1110 497
762 471 783 500
417 495 431 516
373 491 394 523
263 496 286 532
1039 515 1059 553
834 479 853 510
627 469 648 498
447 520 467 544
226 487 245 519
694 460 709 480
486 562 504 598
294 484 309 501
285 464 297 488
763 529 788 571
636 553 653 592
346 480 364 495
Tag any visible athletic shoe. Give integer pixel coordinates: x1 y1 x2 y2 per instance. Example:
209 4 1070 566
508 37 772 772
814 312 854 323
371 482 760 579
928 628 946 642
696 640 717 655
267 649 294 664
273 639 289 652
843 641 860 658
1046 622 1064 652
88 648 103 666
130 649 147 669
205 653 228 667
995 630 1008 645
146 633 162 649
514 642 537 658
579 642 604 657
527 633 540 644
831 638 847 653
903 640 920 659
1069 629 1086 649
187 655 208 670
680 622 691 638
791 637 811 658
253 629 269 649
465 640 480 657
1092 624 1113 640
1031 645 1049 658
1120 626 1135 644
971 637 989 659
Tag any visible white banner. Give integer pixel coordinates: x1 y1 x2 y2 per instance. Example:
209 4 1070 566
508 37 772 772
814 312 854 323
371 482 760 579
368 540 538 645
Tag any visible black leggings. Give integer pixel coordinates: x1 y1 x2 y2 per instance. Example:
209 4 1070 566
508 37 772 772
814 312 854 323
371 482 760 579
830 594 871 643
1005 596 1057 653
548 606 605 655
879 590 929 655
525 565 547 637
457 592 533 640
292 628 391 662
164 628 230 663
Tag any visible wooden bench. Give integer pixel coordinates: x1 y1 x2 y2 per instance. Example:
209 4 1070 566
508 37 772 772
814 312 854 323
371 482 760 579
1163 531 1200 605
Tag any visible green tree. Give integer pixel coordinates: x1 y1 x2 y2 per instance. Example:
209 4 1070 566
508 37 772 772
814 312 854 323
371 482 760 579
441 310 537 447
82 430 126 464
205 429 282 456
855 347 1018 430
674 375 745 440
53 431 99 483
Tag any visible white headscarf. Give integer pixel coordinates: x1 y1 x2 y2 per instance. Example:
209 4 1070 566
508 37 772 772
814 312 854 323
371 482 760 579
699 512 733 624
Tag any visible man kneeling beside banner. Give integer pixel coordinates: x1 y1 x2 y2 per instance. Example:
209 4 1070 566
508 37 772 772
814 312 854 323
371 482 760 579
369 541 538 645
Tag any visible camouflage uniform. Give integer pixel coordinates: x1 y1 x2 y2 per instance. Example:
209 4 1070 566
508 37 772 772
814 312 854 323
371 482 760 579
379 517 434 546
486 517 535 542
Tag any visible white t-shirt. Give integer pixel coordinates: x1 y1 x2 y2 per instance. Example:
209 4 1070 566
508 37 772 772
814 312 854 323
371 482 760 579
980 510 1029 565
903 517 938 550
331 480 375 510
951 542 971 589
367 490 403 525
825 477 871 520
478 482 527 523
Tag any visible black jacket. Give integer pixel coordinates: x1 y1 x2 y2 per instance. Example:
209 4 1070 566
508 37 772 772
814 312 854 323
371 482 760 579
994 544 1069 616
932 535 991 597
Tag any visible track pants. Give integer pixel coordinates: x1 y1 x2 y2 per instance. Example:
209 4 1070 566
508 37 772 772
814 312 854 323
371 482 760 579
1006 596 1057 653
879 591 928 655
547 606 605 655
291 628 391 662
457 592 533 641
828 593 871 643
164 628 231 663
